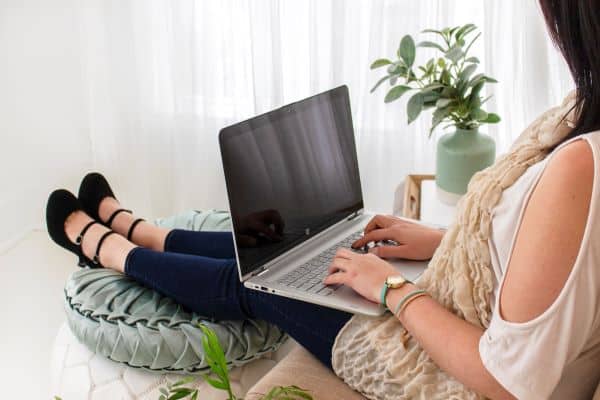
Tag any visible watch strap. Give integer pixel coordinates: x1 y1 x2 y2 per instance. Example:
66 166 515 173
379 281 389 306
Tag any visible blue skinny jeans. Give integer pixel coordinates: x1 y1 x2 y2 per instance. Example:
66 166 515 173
124 229 352 368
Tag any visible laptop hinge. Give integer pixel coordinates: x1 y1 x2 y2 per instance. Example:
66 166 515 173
347 211 360 221
251 266 269 278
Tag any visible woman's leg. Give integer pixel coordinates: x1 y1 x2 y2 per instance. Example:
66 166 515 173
67 203 351 366
98 197 170 251
98 197 235 259
124 248 352 367
163 230 235 259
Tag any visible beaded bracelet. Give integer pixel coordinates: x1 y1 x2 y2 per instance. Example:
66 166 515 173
393 289 428 317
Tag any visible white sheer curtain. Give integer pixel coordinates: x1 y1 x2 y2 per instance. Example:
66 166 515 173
0 0 573 245
77 0 572 219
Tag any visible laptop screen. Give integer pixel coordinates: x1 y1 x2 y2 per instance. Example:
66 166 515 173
219 86 364 278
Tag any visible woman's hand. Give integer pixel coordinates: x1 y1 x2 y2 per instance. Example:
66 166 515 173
352 215 444 260
323 248 398 303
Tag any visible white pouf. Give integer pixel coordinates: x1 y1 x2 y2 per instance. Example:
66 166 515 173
51 323 296 400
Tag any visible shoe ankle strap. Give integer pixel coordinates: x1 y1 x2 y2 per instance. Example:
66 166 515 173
127 218 145 241
106 208 132 227
93 231 117 265
76 221 97 246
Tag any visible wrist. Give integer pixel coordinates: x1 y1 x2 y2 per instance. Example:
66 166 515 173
385 282 417 310
379 275 411 307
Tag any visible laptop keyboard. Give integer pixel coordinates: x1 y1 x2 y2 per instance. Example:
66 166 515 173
275 231 364 296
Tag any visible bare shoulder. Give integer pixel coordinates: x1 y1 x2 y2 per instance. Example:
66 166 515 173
499 138 594 323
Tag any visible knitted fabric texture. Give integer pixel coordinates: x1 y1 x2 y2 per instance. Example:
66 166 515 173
331 93 577 400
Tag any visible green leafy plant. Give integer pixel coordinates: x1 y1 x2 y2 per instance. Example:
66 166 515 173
156 325 313 400
371 23 500 136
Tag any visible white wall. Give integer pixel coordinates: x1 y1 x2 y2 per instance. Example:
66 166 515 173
0 0 91 247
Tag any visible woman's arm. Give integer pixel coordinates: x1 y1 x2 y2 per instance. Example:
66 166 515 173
326 252 515 400
386 283 515 399
325 140 593 400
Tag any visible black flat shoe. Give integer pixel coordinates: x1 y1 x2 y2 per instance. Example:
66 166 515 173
78 172 145 241
46 189 117 268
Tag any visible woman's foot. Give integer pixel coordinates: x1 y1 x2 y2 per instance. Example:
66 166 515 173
78 173 169 251
46 189 135 272
64 210 135 272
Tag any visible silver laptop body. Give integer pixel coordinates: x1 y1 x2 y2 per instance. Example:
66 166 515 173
219 86 428 316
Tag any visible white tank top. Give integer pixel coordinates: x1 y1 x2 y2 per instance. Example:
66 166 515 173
479 131 600 400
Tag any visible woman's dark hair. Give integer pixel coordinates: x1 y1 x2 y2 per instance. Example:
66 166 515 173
539 0 600 139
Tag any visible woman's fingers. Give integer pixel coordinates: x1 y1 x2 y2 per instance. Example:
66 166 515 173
369 244 411 259
323 271 347 285
328 256 351 274
335 247 355 259
352 228 397 248
364 215 390 234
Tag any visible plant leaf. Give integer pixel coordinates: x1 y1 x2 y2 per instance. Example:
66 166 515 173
436 98 453 108
421 90 440 107
464 31 482 56
465 56 480 64
407 93 424 124
422 83 444 91
168 391 194 400
418 41 445 52
171 388 195 397
384 85 411 103
422 28 444 37
203 375 229 390
399 35 416 68
482 113 501 123
459 64 478 82
467 73 485 88
445 46 465 64
264 386 283 400
472 108 488 121
370 75 391 93
455 23 477 40
370 58 392 69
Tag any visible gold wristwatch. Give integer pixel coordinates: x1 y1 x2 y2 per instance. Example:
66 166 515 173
380 275 411 306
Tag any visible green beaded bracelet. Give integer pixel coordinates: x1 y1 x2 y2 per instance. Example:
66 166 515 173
393 289 427 316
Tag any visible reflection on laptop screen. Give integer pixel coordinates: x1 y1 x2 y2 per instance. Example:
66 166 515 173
219 86 363 278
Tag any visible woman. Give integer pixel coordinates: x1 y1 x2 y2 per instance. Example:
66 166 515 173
46 1 600 399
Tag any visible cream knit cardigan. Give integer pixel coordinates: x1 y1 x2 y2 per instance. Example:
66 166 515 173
331 93 577 400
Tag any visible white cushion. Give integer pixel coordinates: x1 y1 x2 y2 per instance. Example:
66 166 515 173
51 323 296 399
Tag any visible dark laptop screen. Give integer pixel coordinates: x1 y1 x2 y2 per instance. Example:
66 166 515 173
219 86 364 278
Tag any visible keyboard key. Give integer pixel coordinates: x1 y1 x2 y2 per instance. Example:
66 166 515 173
275 230 362 292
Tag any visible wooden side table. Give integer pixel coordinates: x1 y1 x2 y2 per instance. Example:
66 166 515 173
393 175 457 228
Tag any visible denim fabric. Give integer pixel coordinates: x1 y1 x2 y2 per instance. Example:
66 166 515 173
125 229 352 368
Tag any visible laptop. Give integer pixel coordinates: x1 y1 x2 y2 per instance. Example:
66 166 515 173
219 85 428 316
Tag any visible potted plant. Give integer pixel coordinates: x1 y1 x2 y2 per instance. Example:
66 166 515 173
370 23 500 204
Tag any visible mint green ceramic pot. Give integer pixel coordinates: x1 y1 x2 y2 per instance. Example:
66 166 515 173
436 128 496 203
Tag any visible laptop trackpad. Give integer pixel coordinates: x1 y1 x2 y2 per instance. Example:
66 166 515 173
389 259 428 282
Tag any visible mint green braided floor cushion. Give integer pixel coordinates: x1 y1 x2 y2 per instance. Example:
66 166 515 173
63 210 287 374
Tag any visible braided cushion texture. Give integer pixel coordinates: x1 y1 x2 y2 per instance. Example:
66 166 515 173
63 210 288 374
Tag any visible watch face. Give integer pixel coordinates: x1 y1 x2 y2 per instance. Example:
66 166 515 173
387 275 406 287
